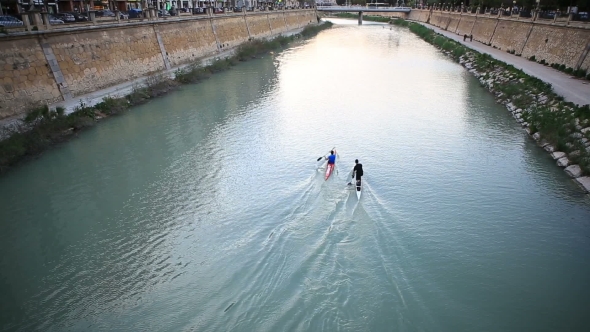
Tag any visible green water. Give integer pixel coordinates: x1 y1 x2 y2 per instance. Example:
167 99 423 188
1 19 590 331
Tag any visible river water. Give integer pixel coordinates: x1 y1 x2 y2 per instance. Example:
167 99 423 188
1 19 590 331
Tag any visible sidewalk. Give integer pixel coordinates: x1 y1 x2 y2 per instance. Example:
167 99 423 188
416 22 590 106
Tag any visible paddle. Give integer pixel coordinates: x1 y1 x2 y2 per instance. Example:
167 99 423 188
317 147 336 162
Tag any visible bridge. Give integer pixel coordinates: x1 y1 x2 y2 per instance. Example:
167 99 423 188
316 6 412 24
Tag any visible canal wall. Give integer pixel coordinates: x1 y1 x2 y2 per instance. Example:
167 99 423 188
406 9 590 73
0 9 317 120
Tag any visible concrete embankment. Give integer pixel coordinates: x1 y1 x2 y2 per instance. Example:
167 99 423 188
0 9 318 120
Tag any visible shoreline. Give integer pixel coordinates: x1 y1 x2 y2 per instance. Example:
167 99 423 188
391 19 590 193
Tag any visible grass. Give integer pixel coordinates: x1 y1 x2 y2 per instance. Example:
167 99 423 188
0 21 334 174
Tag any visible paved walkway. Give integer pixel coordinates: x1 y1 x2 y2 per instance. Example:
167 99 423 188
416 22 590 106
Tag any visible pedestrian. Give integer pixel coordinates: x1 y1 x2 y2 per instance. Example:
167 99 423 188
470 34 473 42
463 34 467 41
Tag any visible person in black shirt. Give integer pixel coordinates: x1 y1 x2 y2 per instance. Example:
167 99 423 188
348 159 363 186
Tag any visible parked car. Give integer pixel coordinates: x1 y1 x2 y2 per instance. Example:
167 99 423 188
54 12 76 22
69 12 89 21
192 7 205 14
0 15 24 27
128 8 143 18
119 12 129 19
48 15 65 24
97 10 116 17
157 10 170 17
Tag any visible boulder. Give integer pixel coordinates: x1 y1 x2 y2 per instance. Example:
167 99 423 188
551 151 566 160
538 95 548 103
532 132 541 141
514 108 522 114
556 157 570 167
565 165 583 178
570 132 583 139
544 144 555 152
581 127 590 134
569 150 581 158
574 177 590 193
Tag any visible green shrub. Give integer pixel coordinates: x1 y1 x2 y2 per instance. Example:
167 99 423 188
391 18 410 27
573 68 587 78
94 96 129 115
528 55 536 61
559 64 566 71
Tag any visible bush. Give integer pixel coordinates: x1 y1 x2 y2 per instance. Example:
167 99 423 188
391 18 410 27
573 68 587 78
94 96 129 115
528 55 536 61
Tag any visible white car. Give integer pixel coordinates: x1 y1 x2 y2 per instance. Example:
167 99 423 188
48 15 65 24
0 15 24 27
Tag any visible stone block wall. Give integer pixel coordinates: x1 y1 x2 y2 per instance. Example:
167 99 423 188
269 13 288 34
407 9 589 72
0 37 61 118
489 20 532 53
49 26 165 97
446 13 462 32
455 14 475 36
245 14 273 38
407 10 430 22
0 9 317 120
158 19 217 67
213 16 250 50
469 16 498 44
521 24 590 69
428 12 446 28
285 11 303 28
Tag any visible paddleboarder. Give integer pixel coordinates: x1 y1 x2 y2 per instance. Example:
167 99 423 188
349 159 363 186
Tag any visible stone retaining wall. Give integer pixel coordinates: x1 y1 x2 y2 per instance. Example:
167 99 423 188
407 9 590 72
0 9 317 120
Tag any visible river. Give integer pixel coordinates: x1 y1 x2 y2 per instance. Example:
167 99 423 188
1 18 590 331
